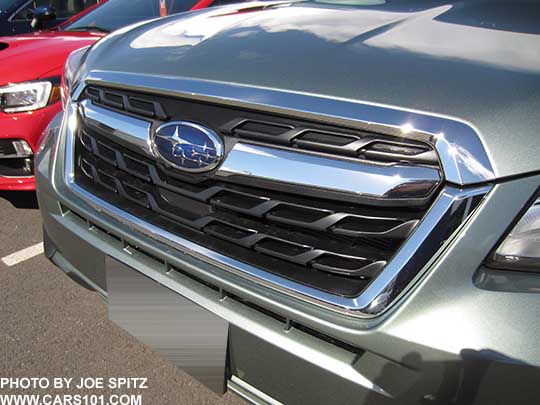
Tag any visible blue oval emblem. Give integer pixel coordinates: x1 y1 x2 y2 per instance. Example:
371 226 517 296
151 121 223 173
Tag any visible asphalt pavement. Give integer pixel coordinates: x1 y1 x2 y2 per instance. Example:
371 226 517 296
0 191 245 404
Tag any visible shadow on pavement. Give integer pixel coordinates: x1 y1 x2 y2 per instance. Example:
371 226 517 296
0 191 39 209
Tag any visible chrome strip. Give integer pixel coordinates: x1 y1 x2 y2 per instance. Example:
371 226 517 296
0 175 33 179
0 155 31 159
79 99 151 154
361 185 491 315
61 103 491 316
219 143 440 200
228 376 284 405
74 71 495 186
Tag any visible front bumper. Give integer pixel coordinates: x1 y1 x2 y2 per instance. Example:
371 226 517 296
37 112 540 404
0 102 61 190
0 175 35 191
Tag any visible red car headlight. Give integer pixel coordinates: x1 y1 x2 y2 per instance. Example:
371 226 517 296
0 81 58 113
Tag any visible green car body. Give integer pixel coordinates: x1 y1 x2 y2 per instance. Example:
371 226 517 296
37 1 540 404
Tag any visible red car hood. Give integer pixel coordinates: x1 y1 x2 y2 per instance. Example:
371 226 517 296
0 31 104 85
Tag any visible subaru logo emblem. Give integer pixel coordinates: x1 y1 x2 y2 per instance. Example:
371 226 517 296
151 121 223 173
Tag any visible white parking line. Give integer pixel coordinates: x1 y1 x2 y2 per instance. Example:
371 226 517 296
1 242 44 267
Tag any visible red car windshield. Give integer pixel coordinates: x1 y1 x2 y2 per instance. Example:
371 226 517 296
65 0 203 32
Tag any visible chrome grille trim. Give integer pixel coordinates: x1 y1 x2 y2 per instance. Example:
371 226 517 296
219 144 440 203
80 100 151 155
62 100 491 316
74 71 495 186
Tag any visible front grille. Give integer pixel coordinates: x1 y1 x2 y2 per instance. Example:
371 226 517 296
72 86 445 300
74 125 430 298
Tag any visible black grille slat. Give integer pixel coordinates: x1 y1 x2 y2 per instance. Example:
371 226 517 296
312 258 386 279
232 119 296 144
332 216 419 238
126 97 157 118
297 131 358 146
86 87 101 102
267 205 332 223
101 90 125 110
362 141 438 165
204 222 256 242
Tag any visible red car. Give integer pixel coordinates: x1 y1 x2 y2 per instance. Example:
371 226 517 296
0 0 238 190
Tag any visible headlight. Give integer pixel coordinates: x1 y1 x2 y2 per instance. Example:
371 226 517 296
62 45 91 109
487 197 540 272
0 81 56 113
